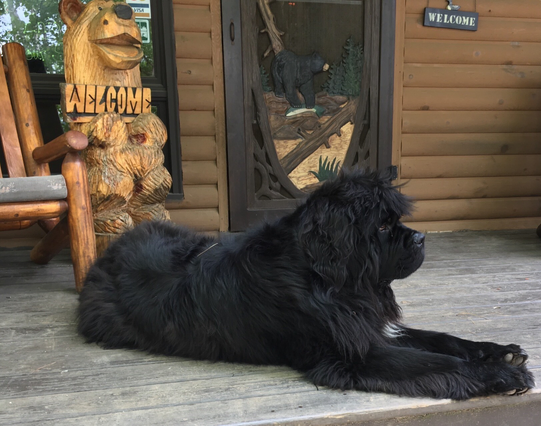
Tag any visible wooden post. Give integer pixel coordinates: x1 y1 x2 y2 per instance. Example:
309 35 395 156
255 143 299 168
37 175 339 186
62 152 97 292
2 42 49 177
59 0 172 255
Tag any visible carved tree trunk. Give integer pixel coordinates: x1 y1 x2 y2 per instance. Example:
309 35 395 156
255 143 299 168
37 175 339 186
257 0 285 57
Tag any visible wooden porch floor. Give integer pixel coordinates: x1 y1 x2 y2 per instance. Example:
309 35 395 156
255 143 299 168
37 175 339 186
0 230 540 425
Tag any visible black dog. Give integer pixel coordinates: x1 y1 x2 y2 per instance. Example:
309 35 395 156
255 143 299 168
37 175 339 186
78 170 534 400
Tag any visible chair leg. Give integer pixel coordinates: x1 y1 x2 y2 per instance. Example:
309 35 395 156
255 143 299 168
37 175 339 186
30 216 70 264
39 217 61 233
62 152 97 292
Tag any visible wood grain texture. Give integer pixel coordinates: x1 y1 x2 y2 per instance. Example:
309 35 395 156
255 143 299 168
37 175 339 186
173 5 211 32
392 0 406 174
406 0 541 19
0 52 26 178
210 0 229 232
397 1 541 228
410 197 541 221
180 136 216 160
166 184 218 209
405 15 541 42
176 33 212 59
0 201 68 221
402 111 541 133
0 231 539 424
178 85 215 111
182 160 218 185
177 59 214 85
168 208 220 231
403 88 541 111
30 216 70 265
0 220 34 231
402 133 541 156
404 217 541 232
179 111 216 136
32 130 88 164
2 42 48 177
61 152 96 291
401 155 541 178
405 39 541 66
402 176 541 200
172 0 210 5
403 64 541 88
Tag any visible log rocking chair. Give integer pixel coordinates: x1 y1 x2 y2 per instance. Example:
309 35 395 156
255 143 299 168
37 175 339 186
0 42 96 292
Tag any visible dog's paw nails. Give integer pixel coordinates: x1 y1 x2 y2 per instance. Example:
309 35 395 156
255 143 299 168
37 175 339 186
503 386 530 396
504 353 513 363
516 387 530 395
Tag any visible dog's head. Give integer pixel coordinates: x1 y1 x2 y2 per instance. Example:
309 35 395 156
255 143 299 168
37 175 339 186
295 169 425 292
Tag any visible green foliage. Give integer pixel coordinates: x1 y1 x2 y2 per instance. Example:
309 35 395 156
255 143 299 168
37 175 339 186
322 37 363 97
138 21 154 77
323 61 345 97
0 0 154 76
0 0 68 73
260 65 272 92
309 156 341 182
56 104 70 133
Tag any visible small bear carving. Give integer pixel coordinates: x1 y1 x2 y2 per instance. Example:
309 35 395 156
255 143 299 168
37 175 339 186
271 50 329 109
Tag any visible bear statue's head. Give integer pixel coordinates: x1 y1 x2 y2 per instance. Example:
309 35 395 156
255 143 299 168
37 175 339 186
310 52 329 74
60 0 143 87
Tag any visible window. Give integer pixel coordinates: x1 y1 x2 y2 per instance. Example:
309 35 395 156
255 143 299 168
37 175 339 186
0 0 182 197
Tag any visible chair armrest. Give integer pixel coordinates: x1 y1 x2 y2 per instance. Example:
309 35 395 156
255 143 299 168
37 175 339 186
32 130 88 164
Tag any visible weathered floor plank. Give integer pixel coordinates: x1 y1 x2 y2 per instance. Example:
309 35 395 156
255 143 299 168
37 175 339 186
0 231 540 425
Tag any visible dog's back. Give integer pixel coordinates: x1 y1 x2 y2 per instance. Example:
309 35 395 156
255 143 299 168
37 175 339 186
78 221 215 352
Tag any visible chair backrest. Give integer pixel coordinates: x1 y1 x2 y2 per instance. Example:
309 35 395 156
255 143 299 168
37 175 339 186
0 42 49 179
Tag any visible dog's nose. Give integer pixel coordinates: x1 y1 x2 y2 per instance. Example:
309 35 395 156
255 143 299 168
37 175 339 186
412 232 425 246
114 4 133 20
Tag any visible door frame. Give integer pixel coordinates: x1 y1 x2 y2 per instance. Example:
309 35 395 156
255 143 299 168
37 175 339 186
222 0 396 231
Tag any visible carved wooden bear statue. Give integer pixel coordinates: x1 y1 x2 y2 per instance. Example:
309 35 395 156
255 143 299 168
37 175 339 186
271 50 329 109
59 0 171 251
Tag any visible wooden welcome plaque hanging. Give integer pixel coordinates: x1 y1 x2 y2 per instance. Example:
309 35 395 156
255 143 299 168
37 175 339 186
61 83 152 123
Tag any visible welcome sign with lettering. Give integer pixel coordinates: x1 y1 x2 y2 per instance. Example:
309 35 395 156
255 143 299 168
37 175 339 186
60 83 152 123
424 8 479 31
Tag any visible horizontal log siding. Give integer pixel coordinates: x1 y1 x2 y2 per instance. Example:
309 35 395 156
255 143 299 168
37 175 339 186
172 0 228 231
396 0 541 231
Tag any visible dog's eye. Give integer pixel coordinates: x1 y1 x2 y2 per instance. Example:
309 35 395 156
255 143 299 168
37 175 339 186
379 218 393 232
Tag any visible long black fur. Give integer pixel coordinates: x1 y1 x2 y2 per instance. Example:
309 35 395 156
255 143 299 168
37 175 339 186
78 169 534 399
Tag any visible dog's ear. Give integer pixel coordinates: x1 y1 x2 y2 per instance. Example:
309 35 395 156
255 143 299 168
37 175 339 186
298 198 356 292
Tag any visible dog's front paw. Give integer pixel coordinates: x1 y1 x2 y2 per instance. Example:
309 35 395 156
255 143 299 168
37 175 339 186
483 363 535 396
501 346 528 367
483 343 528 367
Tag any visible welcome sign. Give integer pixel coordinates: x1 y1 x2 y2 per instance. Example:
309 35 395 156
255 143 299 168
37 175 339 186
424 8 479 31
60 83 152 123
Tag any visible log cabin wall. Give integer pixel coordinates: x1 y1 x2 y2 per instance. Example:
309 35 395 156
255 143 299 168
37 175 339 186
394 0 541 232
168 0 228 232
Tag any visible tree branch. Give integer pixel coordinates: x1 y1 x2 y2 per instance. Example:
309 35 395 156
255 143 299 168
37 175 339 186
257 0 285 56
281 100 358 174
